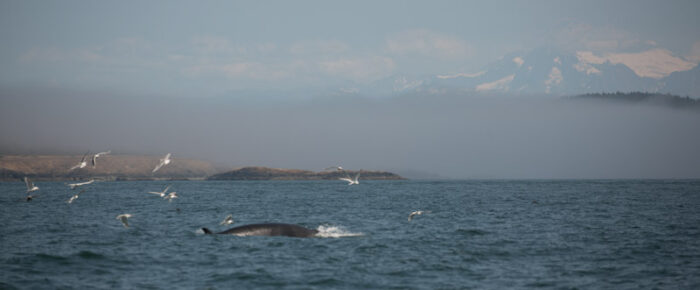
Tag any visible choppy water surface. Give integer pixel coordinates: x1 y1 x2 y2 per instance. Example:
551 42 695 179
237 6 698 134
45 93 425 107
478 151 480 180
1 180 700 289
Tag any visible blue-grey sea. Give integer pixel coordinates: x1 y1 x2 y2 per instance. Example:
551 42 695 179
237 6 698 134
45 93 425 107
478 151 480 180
1 180 700 289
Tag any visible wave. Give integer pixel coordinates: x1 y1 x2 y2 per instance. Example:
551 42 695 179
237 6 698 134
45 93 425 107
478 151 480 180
315 225 364 238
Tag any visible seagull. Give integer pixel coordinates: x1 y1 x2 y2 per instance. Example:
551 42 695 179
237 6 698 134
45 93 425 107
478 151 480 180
152 153 172 173
67 179 95 190
220 214 234 225
91 150 111 168
408 210 431 222
24 177 39 193
69 151 90 171
339 171 360 185
67 189 86 204
25 176 40 201
116 214 132 228
148 184 171 197
323 166 344 171
164 192 178 202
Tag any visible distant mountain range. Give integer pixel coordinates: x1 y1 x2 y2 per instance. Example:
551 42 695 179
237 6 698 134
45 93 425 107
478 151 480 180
343 47 700 98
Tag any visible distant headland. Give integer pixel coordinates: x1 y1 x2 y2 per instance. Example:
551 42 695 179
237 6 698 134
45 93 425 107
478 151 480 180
0 155 404 181
207 166 404 181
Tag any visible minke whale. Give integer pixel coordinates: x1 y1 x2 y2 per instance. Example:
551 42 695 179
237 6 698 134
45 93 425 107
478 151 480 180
202 223 319 238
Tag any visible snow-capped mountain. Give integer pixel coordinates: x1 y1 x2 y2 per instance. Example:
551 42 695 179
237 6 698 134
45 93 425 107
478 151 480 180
360 47 699 98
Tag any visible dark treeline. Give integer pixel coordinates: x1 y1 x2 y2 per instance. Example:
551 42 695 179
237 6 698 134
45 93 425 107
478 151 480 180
572 92 700 109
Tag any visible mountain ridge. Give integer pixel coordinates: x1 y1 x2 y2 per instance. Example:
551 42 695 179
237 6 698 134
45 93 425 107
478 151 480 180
349 47 699 98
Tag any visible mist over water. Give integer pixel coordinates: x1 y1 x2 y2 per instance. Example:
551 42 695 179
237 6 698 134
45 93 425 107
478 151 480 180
2 87 699 178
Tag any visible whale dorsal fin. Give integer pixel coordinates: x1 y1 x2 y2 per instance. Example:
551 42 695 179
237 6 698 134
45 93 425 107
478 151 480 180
202 228 214 234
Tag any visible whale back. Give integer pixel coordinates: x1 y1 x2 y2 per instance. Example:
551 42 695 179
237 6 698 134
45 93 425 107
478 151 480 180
204 223 318 238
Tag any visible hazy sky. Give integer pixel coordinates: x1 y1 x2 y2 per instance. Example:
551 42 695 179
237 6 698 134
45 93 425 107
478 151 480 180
1 0 699 96
1 1 699 178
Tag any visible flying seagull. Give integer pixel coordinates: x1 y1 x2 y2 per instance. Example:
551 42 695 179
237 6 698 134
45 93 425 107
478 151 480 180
69 151 90 171
152 153 172 173
67 189 86 204
148 184 171 197
408 210 431 222
116 214 132 228
220 214 234 225
67 179 95 190
24 177 39 201
91 150 111 168
339 171 360 185
164 192 178 202
24 177 39 193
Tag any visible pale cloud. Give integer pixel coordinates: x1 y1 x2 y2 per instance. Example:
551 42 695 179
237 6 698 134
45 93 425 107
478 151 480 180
386 29 473 59
319 56 395 82
256 43 278 54
576 49 696 79
512 57 524 67
339 87 359 94
545 67 563 93
20 47 68 62
393 76 423 92
192 36 245 55
572 54 603 75
20 37 173 68
573 60 602 75
186 60 309 81
476 74 515 91
436 71 485 79
185 37 393 83
289 40 349 55
575 51 607 64
688 41 700 63
20 47 105 63
554 23 639 53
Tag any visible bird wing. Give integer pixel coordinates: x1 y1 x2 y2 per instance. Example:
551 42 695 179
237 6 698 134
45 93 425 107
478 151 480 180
220 215 233 225
163 185 171 193
354 172 361 181
338 178 353 182
91 155 97 167
152 163 163 173
24 177 32 189
80 151 90 162
148 192 162 195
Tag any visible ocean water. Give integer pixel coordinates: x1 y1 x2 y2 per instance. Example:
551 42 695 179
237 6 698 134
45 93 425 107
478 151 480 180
1 180 700 289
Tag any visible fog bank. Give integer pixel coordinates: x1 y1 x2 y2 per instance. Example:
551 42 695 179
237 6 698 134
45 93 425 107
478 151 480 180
2 87 699 179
